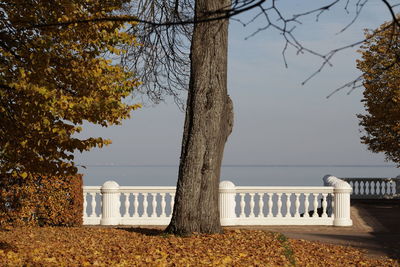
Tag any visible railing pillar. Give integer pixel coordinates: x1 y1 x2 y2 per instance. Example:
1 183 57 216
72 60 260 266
323 175 353 227
219 181 236 226
100 180 121 225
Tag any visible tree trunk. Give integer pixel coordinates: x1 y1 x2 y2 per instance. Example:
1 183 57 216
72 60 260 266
166 0 233 235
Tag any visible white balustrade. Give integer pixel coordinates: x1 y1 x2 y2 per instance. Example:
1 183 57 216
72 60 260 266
83 175 354 227
341 177 400 199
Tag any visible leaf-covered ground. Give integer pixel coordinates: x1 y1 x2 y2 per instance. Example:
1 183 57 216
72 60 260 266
0 227 397 266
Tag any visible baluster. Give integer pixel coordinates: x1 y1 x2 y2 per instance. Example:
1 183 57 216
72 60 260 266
390 180 395 196
122 193 128 217
142 193 148 217
387 181 391 195
364 181 369 196
353 181 357 195
349 181 354 195
160 193 166 217
90 193 97 217
384 181 389 196
371 180 375 196
370 180 375 196
294 193 300 217
304 193 309 218
83 193 87 217
374 180 379 196
312 194 319 218
321 193 328 218
249 193 255 217
379 180 384 196
387 181 392 196
371 180 376 196
276 193 282 217
170 193 175 217
151 193 157 217
285 193 291 217
133 193 139 217
355 181 360 195
377 181 383 195
258 193 264 217
267 193 272 217
239 193 245 218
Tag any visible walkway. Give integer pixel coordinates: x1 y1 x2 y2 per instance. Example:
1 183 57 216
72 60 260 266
226 200 400 259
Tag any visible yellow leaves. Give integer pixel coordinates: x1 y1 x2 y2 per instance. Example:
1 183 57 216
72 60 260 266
1 0 141 176
20 140 28 148
19 68 26 78
57 15 69 22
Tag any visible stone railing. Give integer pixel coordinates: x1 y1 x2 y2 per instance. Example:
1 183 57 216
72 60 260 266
83 181 176 226
83 175 352 227
340 177 400 199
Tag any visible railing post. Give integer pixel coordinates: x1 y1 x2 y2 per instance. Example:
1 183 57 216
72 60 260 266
323 175 353 226
219 180 236 226
100 180 121 225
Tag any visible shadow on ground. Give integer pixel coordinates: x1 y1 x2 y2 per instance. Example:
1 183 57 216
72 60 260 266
116 227 164 236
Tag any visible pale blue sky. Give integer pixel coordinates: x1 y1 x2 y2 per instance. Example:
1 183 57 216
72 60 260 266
75 1 397 167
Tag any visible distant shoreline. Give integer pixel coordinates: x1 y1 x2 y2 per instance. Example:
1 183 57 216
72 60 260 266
77 164 397 168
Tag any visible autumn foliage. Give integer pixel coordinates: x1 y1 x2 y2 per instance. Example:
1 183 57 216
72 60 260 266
0 174 83 227
357 18 400 164
0 228 396 266
0 0 141 177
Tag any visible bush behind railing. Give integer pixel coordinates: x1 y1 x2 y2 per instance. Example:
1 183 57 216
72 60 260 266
0 173 83 227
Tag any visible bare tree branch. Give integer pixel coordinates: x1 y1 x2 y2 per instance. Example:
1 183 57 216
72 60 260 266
3 0 399 104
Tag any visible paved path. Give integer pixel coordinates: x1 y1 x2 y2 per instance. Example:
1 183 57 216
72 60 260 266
226 200 400 259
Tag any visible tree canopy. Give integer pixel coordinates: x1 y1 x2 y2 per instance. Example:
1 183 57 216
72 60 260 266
357 18 400 164
0 0 141 177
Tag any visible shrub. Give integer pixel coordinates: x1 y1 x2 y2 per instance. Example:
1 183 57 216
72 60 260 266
0 173 83 227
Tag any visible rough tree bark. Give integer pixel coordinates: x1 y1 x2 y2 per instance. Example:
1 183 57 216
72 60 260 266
165 0 234 235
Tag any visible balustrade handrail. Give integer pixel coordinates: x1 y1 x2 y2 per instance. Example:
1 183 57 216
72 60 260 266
118 186 176 193
83 186 101 193
235 186 334 194
341 177 400 181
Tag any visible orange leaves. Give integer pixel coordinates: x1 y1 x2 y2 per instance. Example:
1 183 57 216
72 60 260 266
0 174 83 227
0 228 396 266
357 16 400 165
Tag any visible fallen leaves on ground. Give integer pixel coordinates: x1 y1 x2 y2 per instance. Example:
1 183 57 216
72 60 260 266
0 227 397 266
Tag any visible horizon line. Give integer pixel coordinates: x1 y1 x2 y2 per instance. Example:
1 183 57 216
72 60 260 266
77 164 397 168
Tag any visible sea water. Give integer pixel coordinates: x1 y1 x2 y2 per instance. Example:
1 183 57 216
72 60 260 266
80 165 399 186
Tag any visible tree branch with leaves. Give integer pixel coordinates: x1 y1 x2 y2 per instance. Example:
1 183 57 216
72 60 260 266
0 0 141 177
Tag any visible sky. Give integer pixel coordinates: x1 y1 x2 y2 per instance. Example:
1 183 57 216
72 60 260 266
75 1 397 167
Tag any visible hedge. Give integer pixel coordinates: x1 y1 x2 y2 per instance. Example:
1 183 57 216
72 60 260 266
0 173 83 227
